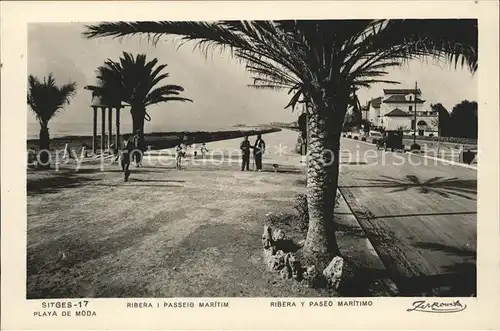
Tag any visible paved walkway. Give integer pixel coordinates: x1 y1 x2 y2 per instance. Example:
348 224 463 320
191 129 477 296
338 138 477 296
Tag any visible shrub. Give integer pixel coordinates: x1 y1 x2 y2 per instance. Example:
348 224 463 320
361 137 366 141
402 134 477 145
410 143 421 151
429 133 434 137
347 135 352 139
353 136 359 140
461 150 476 164
372 139 378 144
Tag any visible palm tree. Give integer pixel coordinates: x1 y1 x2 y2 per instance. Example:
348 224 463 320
27 74 77 167
85 52 192 141
84 20 477 269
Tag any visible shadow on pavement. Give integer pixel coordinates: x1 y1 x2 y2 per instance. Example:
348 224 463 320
370 211 476 220
129 178 186 183
395 263 476 297
337 266 391 297
414 242 475 258
343 175 476 200
393 242 476 296
27 172 100 195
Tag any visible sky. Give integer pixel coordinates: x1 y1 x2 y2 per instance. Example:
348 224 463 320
28 23 477 135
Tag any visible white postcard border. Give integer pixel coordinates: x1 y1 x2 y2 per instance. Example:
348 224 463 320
1 1 499 330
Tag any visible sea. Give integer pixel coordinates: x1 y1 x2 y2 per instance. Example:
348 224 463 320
27 121 255 140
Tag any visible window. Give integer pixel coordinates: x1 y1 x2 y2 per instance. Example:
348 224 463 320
409 106 413 111
409 95 413 101
411 120 415 129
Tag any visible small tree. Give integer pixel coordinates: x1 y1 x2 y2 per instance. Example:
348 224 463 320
430 103 450 136
396 125 408 132
449 100 478 139
27 74 77 168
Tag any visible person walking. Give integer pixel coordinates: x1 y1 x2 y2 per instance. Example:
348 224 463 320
192 143 198 158
132 130 144 167
253 134 266 171
240 136 251 171
200 143 209 159
120 134 134 182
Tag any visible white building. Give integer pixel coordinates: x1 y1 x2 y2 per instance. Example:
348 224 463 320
365 88 438 136
364 96 382 124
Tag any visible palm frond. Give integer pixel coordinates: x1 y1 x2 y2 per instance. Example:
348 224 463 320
84 19 477 115
27 74 77 125
88 52 190 115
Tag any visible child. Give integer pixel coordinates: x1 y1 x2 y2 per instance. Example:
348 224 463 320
192 143 198 158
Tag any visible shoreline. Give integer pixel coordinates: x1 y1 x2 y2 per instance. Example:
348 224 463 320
27 127 283 152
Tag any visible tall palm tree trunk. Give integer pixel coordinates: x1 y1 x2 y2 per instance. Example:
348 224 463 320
131 106 145 138
39 125 51 168
303 106 343 270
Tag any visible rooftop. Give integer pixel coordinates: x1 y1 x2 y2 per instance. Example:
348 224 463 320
383 88 422 95
370 97 383 108
384 108 413 117
383 94 425 104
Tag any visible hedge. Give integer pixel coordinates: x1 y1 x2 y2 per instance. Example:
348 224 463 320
402 134 477 145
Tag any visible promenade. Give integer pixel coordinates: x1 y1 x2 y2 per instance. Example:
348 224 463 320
26 129 477 297
338 138 476 296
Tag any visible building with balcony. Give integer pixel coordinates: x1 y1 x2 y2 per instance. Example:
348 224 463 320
365 88 438 136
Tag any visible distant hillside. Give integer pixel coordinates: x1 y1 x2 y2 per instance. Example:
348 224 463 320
257 121 299 130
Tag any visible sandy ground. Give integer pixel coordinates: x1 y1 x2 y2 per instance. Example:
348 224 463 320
27 161 329 298
27 129 336 298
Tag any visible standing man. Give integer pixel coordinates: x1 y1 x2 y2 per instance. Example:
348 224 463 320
121 133 134 182
253 134 266 171
175 143 183 170
132 130 143 167
240 136 251 171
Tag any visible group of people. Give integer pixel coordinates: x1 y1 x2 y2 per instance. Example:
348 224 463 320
118 132 266 181
175 141 209 170
240 134 266 171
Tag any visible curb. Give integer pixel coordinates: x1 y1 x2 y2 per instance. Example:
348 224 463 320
405 151 478 170
335 188 400 296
